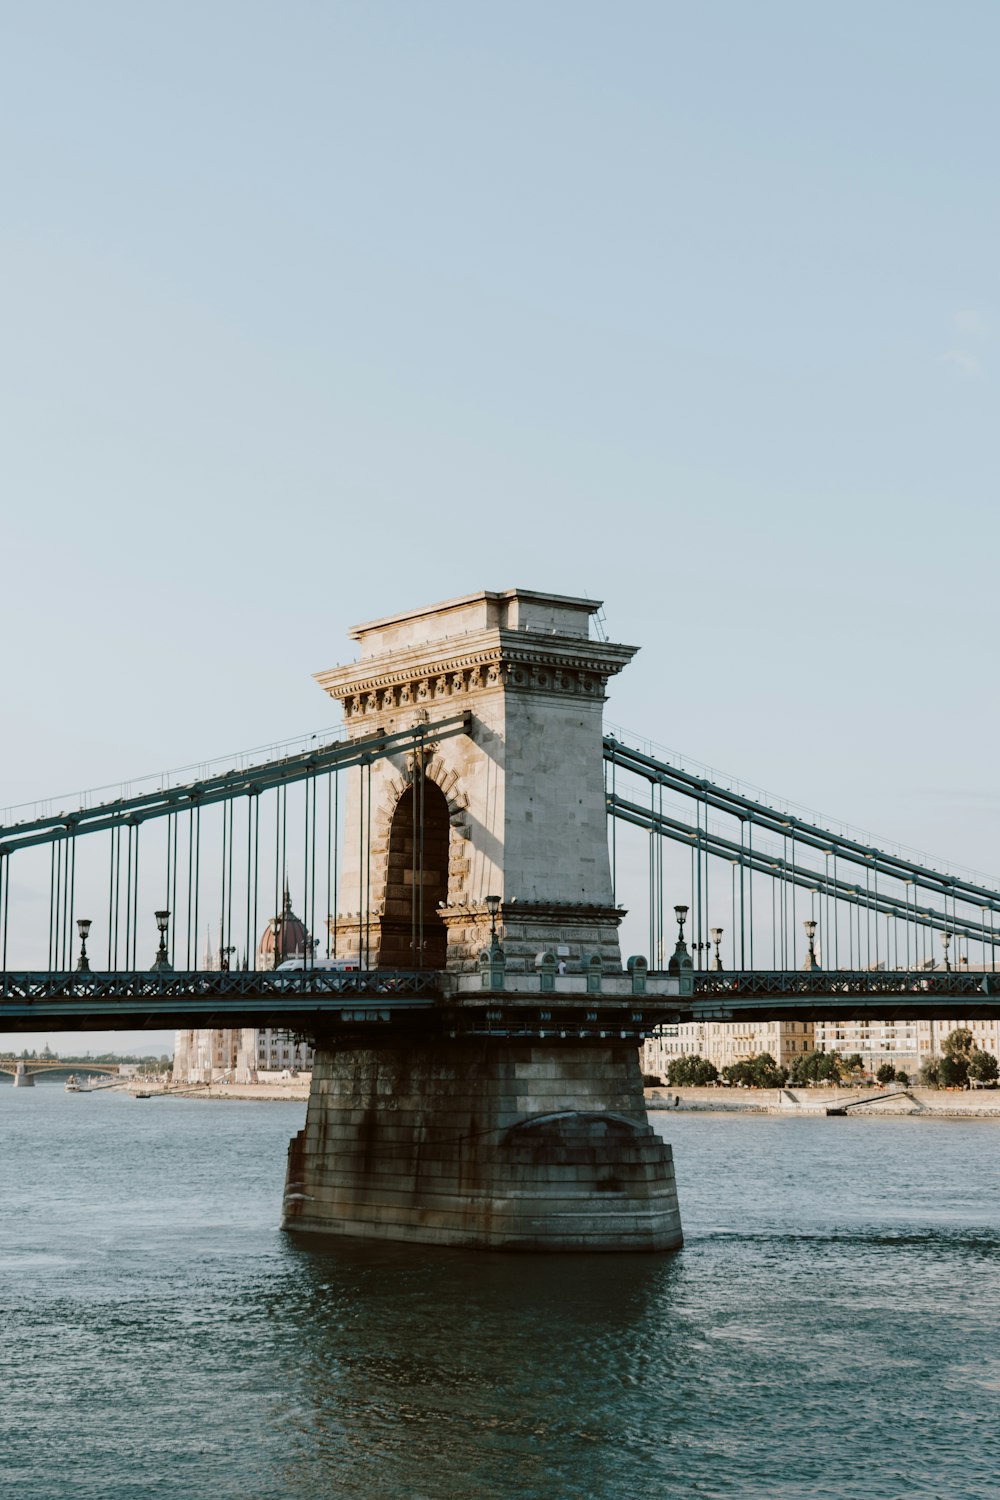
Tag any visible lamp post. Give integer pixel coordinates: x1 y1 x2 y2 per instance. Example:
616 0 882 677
710 927 724 971
76 918 92 973
219 944 236 972
484 894 501 952
152 910 172 972
480 894 505 992
940 930 952 973
803 918 821 971
668 904 693 989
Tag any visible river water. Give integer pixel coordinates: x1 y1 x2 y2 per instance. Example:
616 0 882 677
3 1086 999 1500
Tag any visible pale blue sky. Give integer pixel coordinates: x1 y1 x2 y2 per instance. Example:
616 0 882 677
2 2 997 1050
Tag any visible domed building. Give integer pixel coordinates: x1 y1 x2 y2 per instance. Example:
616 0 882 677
257 882 311 969
172 887 316 1085
236 884 316 1080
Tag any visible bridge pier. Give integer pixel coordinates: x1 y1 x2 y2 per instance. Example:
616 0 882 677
283 1037 682 1251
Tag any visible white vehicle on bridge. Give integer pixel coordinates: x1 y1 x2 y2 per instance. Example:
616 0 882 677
274 957 359 972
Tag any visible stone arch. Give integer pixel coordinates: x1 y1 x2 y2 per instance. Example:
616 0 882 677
377 774 451 968
370 753 470 902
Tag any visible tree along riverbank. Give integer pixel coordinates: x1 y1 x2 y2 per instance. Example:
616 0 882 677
645 1085 1000 1118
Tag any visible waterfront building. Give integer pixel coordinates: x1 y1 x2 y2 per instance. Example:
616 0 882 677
645 1014 1000 1084
643 1019 815 1080
172 932 240 1084
916 1016 1000 1063
814 1018 920 1076
172 1028 238 1083
173 889 316 1084
245 1028 312 1076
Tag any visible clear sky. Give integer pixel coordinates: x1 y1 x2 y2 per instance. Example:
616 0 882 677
2 2 997 1052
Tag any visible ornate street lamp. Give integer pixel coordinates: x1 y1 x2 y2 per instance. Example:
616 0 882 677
940 930 952 972
484 894 501 950
152 910 172 972
76 918 92 973
710 927 724 971
803 918 821 971
668 904 693 984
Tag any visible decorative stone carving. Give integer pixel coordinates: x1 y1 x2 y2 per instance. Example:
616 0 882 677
317 639 635 724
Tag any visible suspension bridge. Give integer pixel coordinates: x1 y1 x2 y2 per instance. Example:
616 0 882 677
2 586 996 1251
1 725 995 1031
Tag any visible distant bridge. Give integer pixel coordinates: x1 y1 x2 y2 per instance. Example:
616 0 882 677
0 1057 122 1078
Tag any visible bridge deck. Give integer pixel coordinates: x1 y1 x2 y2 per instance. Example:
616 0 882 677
2 968 1000 1032
686 969 1000 1022
0 970 660 1039
0 970 439 1033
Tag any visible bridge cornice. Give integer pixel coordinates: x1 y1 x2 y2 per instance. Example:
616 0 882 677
315 629 637 722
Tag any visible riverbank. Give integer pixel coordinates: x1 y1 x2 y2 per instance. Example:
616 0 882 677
645 1085 1000 1118
147 1081 1000 1114
139 1080 311 1102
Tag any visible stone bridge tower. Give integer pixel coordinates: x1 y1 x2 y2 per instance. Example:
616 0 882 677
315 588 634 975
283 588 684 1253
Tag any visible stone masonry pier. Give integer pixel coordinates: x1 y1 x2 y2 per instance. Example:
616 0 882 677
284 1039 681 1250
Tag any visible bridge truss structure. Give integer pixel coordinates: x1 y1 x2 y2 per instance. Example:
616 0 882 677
0 712 469 977
603 732 1000 981
2 715 1000 1034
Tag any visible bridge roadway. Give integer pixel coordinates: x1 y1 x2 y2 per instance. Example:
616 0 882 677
0 968 998 1034
0 969 661 1043
687 969 1000 1022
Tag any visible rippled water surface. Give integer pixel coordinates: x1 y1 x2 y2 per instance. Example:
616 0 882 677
3 1087 999 1500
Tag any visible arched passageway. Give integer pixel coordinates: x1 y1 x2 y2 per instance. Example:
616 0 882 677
379 777 450 968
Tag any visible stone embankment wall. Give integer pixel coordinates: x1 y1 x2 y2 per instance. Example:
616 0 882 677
646 1087 1000 1118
